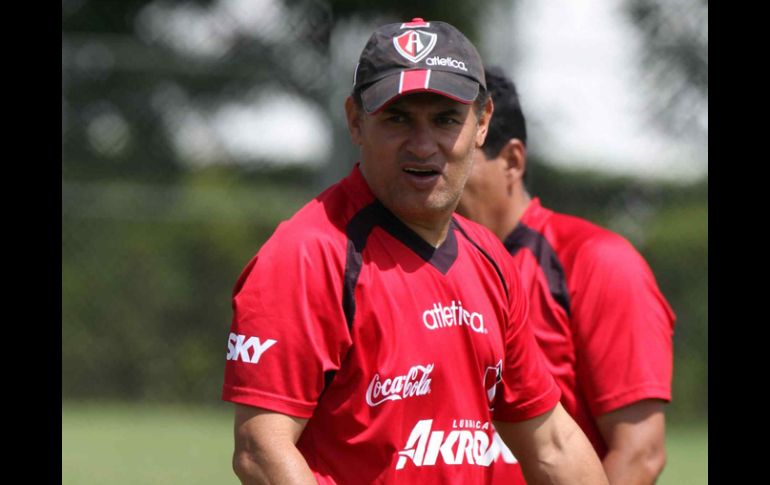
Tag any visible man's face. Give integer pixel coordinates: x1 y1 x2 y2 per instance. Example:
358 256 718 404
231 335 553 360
456 147 510 226
347 92 491 227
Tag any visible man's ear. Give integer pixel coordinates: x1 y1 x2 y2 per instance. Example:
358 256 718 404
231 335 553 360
475 97 494 147
345 96 363 146
499 139 527 182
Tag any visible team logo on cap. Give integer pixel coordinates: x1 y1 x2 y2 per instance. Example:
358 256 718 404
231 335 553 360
393 30 438 63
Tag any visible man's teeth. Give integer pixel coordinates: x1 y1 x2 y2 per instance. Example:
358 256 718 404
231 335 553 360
404 168 435 173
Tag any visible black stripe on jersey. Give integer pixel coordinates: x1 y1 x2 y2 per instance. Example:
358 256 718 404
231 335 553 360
453 218 509 298
343 200 460 330
343 203 379 331
504 223 572 317
318 369 338 401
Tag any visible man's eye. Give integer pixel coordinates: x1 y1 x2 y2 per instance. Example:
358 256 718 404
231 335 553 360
386 115 407 123
437 116 460 125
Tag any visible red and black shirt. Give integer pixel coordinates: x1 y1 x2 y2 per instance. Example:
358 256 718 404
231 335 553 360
222 166 559 484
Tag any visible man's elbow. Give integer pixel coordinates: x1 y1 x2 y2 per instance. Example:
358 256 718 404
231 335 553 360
232 449 251 483
232 448 267 484
642 442 667 479
614 440 667 482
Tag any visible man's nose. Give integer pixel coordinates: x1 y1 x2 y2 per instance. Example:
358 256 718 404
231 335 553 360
403 122 438 160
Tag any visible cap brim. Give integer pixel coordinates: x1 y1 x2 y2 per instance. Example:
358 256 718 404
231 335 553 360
360 70 480 114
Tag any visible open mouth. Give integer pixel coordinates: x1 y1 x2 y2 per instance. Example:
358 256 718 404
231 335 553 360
403 167 440 178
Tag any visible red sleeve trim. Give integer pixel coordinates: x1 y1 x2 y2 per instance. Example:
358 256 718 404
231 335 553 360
493 380 562 423
221 384 317 419
589 384 671 416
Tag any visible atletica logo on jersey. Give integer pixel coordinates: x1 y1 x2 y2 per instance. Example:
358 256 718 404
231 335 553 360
366 363 433 407
395 419 517 470
393 30 438 63
422 300 486 334
226 332 276 364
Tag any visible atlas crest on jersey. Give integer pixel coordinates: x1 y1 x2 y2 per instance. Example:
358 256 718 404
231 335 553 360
393 30 438 63
484 360 503 410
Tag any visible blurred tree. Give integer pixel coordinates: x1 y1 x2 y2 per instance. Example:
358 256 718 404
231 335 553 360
623 0 708 146
310 0 482 39
621 0 707 422
62 0 494 186
63 0 193 181
63 0 334 182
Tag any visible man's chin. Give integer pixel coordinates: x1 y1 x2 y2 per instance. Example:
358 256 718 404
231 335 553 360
389 194 457 221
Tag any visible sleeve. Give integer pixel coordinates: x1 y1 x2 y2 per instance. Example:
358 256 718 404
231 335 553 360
570 233 676 417
221 230 351 419
493 250 562 423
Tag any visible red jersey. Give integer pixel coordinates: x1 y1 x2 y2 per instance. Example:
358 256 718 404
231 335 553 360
222 166 560 484
495 198 675 482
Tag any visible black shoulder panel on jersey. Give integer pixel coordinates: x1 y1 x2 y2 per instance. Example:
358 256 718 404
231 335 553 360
504 223 571 317
453 219 509 298
343 202 380 332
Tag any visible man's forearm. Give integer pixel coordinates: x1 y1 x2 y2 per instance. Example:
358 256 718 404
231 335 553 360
496 404 609 485
520 423 609 485
233 444 316 485
232 405 314 485
596 400 668 485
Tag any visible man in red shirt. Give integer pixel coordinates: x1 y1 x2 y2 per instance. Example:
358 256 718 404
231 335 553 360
457 66 675 484
223 19 608 485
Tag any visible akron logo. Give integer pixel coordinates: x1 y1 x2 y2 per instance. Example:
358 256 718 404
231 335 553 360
393 30 438 63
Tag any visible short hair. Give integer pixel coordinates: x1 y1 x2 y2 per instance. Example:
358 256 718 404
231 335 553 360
481 66 527 159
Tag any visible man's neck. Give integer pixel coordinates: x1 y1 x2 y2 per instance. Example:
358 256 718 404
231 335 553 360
491 188 531 241
510 189 532 234
401 214 453 248
356 164 454 248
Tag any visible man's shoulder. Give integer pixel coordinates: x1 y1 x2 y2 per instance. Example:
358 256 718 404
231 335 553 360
259 179 363 258
516 202 648 278
544 208 645 272
533 204 621 248
545 208 608 240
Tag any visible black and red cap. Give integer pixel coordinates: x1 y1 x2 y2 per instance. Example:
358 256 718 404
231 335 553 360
353 18 486 113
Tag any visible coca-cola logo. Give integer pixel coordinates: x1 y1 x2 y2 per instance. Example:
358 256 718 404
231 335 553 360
366 364 434 407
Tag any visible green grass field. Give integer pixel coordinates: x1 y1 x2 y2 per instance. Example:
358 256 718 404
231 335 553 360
63 402 707 484
657 422 709 485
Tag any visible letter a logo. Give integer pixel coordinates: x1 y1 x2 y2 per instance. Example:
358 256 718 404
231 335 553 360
393 30 437 63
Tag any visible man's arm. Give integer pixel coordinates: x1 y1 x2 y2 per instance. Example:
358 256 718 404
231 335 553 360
232 404 316 485
596 399 667 485
495 402 609 485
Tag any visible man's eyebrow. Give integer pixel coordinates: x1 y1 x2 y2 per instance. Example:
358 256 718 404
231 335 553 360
436 108 463 117
382 106 409 116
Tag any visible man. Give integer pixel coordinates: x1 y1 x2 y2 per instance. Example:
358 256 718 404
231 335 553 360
457 67 676 485
223 20 608 484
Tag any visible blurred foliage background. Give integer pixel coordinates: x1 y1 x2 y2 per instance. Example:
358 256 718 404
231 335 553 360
62 0 707 453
